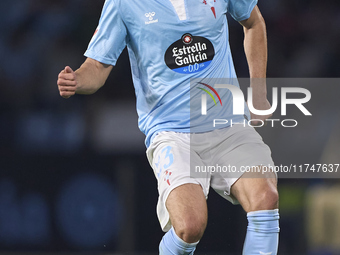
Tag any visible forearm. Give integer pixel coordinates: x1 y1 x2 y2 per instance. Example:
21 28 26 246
75 58 112 95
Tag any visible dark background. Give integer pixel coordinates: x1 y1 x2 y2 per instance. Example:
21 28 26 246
0 0 340 254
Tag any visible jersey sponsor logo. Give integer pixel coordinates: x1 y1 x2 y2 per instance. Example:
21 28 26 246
145 12 158 24
259 252 272 255
164 33 215 74
203 0 217 18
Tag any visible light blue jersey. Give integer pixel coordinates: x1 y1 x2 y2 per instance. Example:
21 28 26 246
85 0 255 147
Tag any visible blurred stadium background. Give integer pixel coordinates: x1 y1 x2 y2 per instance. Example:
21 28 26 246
0 0 340 254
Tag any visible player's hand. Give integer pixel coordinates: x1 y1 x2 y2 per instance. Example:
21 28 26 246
57 66 77 99
248 97 272 126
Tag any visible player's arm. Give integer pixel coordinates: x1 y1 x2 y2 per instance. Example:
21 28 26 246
239 6 272 121
57 57 113 98
240 5 267 78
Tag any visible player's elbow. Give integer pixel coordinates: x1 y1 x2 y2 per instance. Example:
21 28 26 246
242 6 266 31
245 16 266 32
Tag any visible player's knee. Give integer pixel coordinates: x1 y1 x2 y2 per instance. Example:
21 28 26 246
249 185 279 212
175 218 206 243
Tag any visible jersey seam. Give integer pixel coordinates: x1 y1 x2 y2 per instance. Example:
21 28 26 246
183 0 189 20
113 0 131 44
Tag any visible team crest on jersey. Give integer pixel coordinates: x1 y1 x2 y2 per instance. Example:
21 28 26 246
203 0 217 18
164 33 215 74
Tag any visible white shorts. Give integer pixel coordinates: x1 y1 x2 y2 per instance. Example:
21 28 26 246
146 124 275 232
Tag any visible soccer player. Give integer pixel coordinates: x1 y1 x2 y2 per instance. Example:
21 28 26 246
57 0 279 254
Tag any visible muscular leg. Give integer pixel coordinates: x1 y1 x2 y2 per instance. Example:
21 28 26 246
166 183 207 242
231 168 279 255
159 183 207 254
231 170 278 212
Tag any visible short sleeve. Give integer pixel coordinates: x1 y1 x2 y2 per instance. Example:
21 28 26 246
227 0 258 22
84 0 127 66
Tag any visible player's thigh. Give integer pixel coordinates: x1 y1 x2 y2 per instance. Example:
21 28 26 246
166 183 207 228
208 125 277 210
166 183 207 241
231 170 278 212
147 131 210 234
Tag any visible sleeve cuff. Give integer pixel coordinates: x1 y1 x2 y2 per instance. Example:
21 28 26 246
84 50 117 66
231 0 257 22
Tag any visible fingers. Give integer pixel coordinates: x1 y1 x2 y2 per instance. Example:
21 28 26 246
58 87 76 98
59 92 74 99
250 113 272 127
57 66 77 99
251 113 273 121
58 70 76 81
248 98 273 125
57 79 77 86
64 66 74 73
59 84 76 98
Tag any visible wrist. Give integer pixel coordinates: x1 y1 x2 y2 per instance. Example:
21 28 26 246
250 78 267 96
